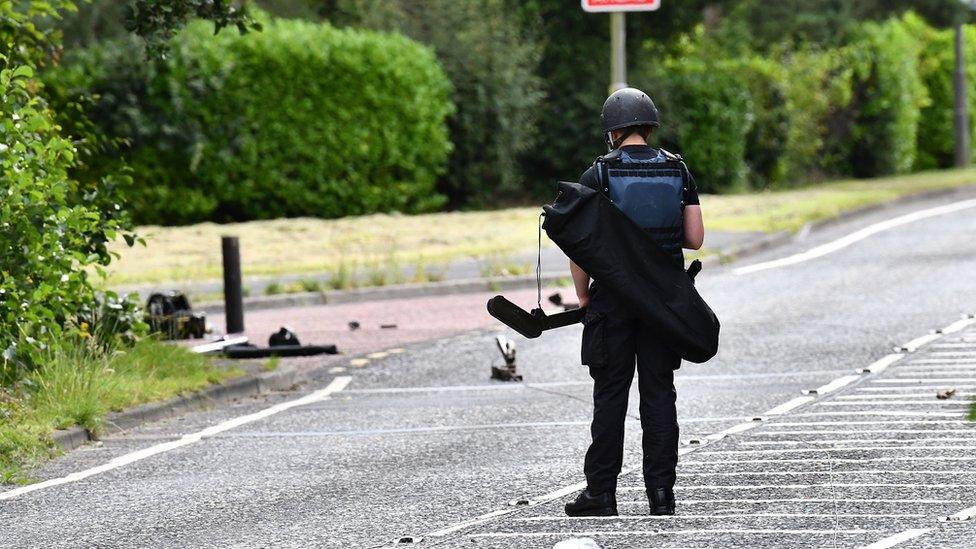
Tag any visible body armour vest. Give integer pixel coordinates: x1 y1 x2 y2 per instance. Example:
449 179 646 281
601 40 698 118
596 148 687 268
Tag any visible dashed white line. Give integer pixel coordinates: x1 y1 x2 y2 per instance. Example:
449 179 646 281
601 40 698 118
682 456 976 465
945 505 976 522
695 446 976 456
803 375 862 395
764 396 815 416
516 513 924 521
860 528 932 549
678 470 976 477
469 528 880 539
0 376 353 501
617 498 958 505
860 354 904 374
733 198 976 275
896 333 941 353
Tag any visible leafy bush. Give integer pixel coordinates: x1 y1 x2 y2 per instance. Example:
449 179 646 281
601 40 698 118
824 18 927 177
46 16 454 224
778 47 857 182
735 56 792 187
637 35 754 192
0 65 137 383
903 13 976 170
326 0 544 206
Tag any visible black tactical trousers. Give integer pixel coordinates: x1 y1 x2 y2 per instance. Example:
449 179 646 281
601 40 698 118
581 285 680 495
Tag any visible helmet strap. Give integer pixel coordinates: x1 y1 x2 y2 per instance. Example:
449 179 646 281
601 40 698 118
606 127 637 150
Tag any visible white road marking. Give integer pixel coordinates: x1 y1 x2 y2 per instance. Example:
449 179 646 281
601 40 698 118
695 446 976 456
820 401 971 407
836 394 975 399
0 376 352 501
741 438 976 446
939 317 976 334
874 378 976 384
469 529 879 539
945 505 976 522
343 370 854 395
860 354 903 374
622 483 974 490
683 456 976 465
750 429 976 435
764 396 815 416
678 470 976 477
860 528 932 549
765 420 971 426
515 513 924 521
789 411 964 417
856 385 976 391
896 333 941 353
617 498 958 505
803 375 861 396
733 198 976 275
221 420 602 438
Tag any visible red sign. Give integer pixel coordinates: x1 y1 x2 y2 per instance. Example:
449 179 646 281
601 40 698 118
581 0 661 12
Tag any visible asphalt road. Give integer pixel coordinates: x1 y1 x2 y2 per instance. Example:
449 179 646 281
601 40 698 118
3 188 976 548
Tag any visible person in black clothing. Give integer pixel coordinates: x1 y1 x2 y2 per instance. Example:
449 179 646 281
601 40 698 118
564 88 705 517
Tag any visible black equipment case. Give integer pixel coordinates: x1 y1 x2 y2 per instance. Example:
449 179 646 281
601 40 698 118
542 181 720 363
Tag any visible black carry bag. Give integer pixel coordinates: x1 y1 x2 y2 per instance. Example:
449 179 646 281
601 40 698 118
542 181 720 363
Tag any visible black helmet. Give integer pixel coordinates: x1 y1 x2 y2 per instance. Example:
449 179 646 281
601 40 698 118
600 87 660 134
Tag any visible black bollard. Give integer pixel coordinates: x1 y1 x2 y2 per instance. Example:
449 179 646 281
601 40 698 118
221 236 245 334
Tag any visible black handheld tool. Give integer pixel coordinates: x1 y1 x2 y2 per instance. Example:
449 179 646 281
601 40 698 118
487 296 586 339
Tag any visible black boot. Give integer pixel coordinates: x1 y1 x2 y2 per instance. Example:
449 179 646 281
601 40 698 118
564 489 618 517
647 486 675 515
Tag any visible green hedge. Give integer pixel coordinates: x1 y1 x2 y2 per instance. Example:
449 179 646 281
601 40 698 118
636 15 935 192
904 13 976 170
46 17 454 224
825 18 927 178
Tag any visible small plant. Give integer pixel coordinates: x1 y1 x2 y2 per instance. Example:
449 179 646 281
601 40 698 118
411 257 448 283
969 400 976 422
479 255 531 278
328 258 358 291
298 279 322 293
265 281 284 296
552 277 572 288
262 356 280 372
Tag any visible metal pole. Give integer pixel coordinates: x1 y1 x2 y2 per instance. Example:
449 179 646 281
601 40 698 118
955 20 971 168
610 12 627 93
221 236 245 334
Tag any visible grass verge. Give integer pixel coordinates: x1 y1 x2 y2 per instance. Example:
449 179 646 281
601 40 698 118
104 167 976 287
0 338 243 484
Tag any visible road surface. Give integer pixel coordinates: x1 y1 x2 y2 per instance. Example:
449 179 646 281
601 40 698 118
2 188 976 548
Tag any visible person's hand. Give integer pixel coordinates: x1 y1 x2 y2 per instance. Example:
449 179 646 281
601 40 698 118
577 292 590 309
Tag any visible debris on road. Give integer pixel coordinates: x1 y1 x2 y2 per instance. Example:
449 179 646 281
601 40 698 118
381 323 398 329
269 326 300 347
191 335 249 354
145 291 207 339
348 320 361 331
491 335 522 381
937 388 956 400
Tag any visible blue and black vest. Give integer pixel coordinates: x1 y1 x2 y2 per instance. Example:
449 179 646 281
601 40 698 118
595 147 688 268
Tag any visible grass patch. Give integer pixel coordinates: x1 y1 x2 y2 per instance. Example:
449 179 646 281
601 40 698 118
969 399 976 422
0 338 243 484
103 167 976 287
479 255 532 278
262 356 280 372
